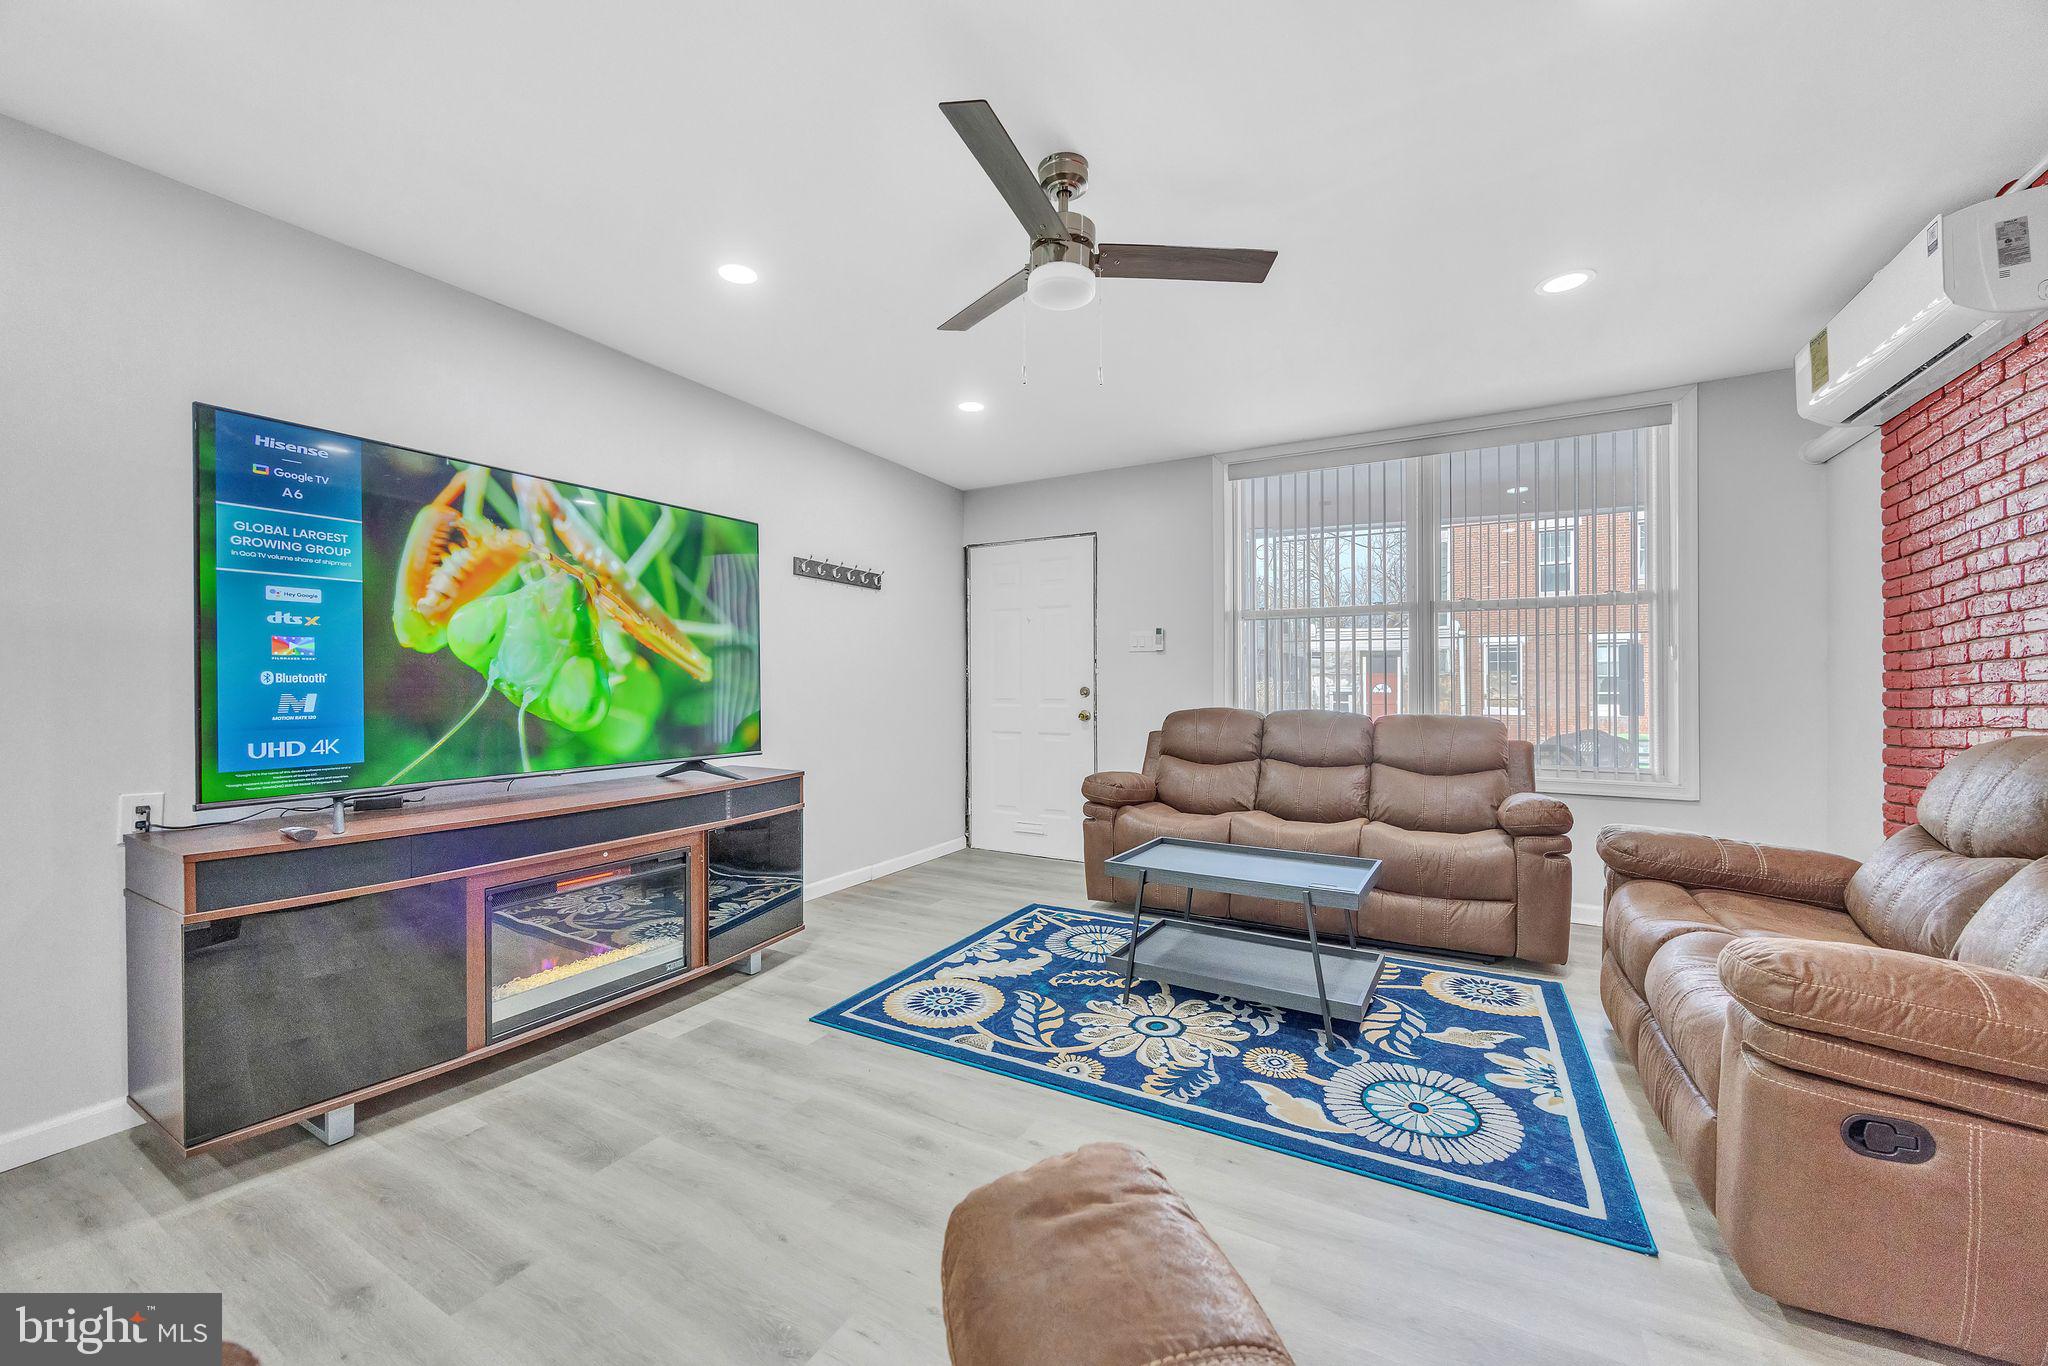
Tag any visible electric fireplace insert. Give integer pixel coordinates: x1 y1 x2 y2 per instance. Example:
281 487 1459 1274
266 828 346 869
486 847 696 1041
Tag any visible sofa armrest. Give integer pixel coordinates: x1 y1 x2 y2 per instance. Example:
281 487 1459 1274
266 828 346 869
1082 771 1156 807
1499 792 1573 837
1720 937 2048 1085
941 1143 1294 1366
1597 825 1858 909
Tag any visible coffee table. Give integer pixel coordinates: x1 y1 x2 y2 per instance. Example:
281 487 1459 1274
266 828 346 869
1102 836 1386 1036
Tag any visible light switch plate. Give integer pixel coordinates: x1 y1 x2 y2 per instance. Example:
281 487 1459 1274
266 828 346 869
1128 628 1166 653
118 791 165 846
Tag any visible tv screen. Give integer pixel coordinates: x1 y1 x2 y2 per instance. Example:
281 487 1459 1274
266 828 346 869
194 404 761 807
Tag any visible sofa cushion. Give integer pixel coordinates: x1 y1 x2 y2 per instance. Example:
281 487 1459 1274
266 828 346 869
1154 707 1264 815
1954 859 2048 976
1259 709 1374 766
1113 802 1234 853
1229 809 1366 855
1160 707 1264 764
1366 764 1508 834
1157 756 1259 815
1372 714 1507 774
1256 761 1369 823
1358 821 1515 902
1604 879 1873 996
1253 710 1372 822
1914 734 2048 859
1643 933 1736 1102
1228 812 1370 929
1845 824 2028 956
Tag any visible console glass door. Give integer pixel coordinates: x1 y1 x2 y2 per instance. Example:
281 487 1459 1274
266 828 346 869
486 848 693 1040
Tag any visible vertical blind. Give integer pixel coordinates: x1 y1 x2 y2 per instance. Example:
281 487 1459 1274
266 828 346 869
1227 416 1672 786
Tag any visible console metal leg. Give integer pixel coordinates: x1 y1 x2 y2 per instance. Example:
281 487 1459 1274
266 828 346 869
735 951 765 976
298 1104 354 1146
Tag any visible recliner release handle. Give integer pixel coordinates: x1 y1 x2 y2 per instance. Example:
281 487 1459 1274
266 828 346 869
1841 1113 1936 1164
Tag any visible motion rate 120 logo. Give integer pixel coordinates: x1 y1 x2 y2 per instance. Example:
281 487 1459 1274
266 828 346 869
7 1294 219 1362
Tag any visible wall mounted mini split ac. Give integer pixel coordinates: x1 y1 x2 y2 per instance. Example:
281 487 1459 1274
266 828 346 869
1795 183 2048 463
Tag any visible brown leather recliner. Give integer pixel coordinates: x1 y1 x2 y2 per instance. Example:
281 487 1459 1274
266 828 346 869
941 1142 1294 1366
1083 707 1573 963
1599 736 2048 1363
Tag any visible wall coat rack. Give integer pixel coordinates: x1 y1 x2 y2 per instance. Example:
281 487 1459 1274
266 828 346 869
793 556 883 591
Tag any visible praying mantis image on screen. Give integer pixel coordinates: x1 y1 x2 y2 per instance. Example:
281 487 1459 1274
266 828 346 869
383 465 750 784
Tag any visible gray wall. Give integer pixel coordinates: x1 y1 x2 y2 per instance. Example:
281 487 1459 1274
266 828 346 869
0 117 965 1164
962 371 1854 915
962 457 1221 776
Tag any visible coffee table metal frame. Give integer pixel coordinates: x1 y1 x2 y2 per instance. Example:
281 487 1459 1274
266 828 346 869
1103 837 1385 1036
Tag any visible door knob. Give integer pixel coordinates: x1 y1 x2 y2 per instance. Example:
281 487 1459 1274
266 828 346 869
1078 710 1092 721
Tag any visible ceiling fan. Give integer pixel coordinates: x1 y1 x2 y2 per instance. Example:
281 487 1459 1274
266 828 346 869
936 99 1278 331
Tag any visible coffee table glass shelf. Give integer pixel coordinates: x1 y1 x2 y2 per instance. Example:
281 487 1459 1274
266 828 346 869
1103 836 1386 1035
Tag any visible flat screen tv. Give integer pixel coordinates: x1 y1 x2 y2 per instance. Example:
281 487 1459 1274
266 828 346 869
194 403 761 807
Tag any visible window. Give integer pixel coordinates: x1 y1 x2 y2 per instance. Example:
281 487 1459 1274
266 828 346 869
1226 390 1696 795
1594 634 1644 717
1481 638 1523 714
1536 520 1576 596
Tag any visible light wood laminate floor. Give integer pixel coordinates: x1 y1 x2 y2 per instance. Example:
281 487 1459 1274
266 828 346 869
0 850 1976 1364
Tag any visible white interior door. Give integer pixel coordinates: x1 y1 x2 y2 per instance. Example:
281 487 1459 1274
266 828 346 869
968 535 1096 860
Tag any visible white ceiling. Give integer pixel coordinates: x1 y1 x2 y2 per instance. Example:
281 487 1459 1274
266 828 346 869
4 3 2047 490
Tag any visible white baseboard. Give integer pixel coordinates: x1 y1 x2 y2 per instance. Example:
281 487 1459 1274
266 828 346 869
0 1097 141 1176
1570 901 1602 927
807 836 967 901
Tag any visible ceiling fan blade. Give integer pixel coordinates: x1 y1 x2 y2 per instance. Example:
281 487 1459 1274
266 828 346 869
940 100 1070 245
938 268 1029 331
1098 244 1277 283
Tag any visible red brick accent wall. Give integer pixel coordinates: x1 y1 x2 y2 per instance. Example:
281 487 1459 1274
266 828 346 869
1881 319 2048 833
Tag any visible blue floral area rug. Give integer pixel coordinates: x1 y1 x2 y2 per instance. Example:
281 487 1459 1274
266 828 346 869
812 905 1654 1254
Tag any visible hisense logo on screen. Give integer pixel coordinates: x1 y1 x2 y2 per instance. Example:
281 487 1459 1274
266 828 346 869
254 432 334 460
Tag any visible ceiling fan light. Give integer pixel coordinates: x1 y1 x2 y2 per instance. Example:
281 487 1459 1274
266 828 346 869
1027 260 1097 311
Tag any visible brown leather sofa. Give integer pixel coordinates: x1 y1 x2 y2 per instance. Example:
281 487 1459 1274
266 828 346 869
941 1142 1294 1366
1083 707 1574 963
1599 736 2048 1363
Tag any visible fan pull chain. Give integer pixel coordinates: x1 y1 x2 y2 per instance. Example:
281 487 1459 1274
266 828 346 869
1096 281 1105 386
1021 297 1030 387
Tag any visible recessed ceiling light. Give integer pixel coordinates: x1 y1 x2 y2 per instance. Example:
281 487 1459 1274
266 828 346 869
717 263 759 285
957 400 986 413
1537 269 1594 295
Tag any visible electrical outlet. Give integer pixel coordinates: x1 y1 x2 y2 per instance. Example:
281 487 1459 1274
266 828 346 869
118 791 165 845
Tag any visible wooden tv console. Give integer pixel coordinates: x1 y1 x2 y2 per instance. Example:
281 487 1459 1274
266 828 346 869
123 766 803 1155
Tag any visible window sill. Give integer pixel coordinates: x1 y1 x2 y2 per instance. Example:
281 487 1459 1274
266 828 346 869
1535 775 1698 803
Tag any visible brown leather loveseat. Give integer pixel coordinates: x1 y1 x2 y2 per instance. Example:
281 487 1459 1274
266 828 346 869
1083 707 1573 963
1599 736 2048 1362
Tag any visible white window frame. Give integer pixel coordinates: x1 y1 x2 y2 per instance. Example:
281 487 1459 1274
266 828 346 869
1217 386 1699 801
